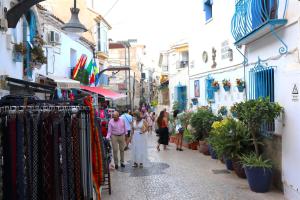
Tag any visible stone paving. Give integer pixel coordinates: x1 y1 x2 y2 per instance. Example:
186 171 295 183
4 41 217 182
102 133 284 200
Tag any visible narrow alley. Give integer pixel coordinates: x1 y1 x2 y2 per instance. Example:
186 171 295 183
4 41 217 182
102 133 283 200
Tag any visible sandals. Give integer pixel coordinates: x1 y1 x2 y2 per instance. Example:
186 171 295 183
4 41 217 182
157 146 160 151
132 163 138 168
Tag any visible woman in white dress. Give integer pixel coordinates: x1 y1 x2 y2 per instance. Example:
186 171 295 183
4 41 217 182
131 111 148 168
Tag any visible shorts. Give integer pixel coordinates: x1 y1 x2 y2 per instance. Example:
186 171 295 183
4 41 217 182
126 130 131 137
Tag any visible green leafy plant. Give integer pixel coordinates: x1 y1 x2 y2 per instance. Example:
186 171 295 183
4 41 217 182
31 34 47 65
31 46 47 64
240 153 272 169
208 118 253 159
178 111 193 130
234 97 283 155
13 43 27 55
172 101 179 111
183 128 195 142
190 108 220 140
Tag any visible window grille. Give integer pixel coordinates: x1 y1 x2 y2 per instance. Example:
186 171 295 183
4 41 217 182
249 60 275 135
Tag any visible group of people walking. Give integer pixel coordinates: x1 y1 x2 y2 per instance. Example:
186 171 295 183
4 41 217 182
106 108 183 169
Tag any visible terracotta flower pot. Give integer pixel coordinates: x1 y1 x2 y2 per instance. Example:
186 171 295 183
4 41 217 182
233 159 246 179
189 141 198 150
199 141 210 155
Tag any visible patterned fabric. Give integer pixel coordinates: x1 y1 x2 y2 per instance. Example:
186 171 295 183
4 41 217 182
72 116 82 200
0 118 4 200
65 114 75 200
60 114 69 200
41 113 55 200
52 115 61 199
31 112 40 200
16 114 25 200
24 112 33 200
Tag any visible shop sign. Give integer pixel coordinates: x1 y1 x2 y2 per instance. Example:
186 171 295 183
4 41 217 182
292 84 299 102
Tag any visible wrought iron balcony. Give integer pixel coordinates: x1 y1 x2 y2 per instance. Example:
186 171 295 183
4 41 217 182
231 0 288 53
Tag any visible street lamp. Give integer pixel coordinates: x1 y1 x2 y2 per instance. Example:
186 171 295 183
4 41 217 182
62 0 87 33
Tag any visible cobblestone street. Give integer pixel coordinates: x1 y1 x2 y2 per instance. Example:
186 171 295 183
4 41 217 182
102 133 284 200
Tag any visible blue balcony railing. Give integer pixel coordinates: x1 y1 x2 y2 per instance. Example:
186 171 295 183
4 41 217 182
231 0 288 52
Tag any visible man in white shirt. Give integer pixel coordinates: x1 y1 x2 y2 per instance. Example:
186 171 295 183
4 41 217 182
120 110 133 151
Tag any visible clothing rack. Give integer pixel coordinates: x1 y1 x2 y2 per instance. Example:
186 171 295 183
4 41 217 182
0 101 108 200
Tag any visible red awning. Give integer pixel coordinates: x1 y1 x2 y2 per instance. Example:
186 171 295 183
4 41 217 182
80 85 126 100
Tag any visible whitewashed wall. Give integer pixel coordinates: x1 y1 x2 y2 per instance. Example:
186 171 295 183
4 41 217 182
33 24 93 81
0 18 24 79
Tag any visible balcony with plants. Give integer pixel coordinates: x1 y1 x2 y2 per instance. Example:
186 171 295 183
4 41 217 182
231 0 288 53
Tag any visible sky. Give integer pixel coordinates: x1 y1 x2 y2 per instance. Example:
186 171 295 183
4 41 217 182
94 0 197 61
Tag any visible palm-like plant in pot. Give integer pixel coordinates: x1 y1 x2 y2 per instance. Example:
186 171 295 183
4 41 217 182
234 98 283 192
190 107 220 155
208 118 253 175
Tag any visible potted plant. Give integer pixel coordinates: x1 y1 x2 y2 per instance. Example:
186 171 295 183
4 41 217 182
230 105 238 118
190 107 220 155
30 34 47 69
222 79 231 92
191 98 198 105
236 78 245 92
234 98 283 192
240 153 272 193
218 106 228 116
13 42 26 62
183 129 193 148
211 80 220 92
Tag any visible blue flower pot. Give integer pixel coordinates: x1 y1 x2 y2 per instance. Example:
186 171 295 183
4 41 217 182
223 85 231 92
208 145 217 159
223 156 234 170
232 112 237 118
212 86 219 92
237 85 245 92
244 166 273 193
13 52 23 62
221 110 228 116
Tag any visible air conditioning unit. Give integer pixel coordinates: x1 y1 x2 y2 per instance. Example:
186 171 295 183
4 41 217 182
48 30 61 45
0 18 7 32
0 1 7 32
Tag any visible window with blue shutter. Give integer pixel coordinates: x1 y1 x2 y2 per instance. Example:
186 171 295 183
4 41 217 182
175 85 187 112
206 76 215 103
249 62 275 135
203 0 213 21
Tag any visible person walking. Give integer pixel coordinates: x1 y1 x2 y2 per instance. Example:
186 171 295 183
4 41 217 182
106 111 126 169
156 110 169 151
121 110 133 151
173 110 184 151
131 111 148 168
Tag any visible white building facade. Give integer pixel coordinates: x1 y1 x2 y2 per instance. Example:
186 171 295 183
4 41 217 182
188 0 300 199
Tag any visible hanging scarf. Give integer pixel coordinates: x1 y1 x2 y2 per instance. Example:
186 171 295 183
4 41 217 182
84 96 103 200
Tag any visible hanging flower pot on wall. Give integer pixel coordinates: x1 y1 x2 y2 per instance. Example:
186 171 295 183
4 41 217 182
191 98 198 105
12 43 26 62
237 85 245 92
223 85 231 92
211 80 220 92
222 79 231 92
13 52 23 62
236 79 245 93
